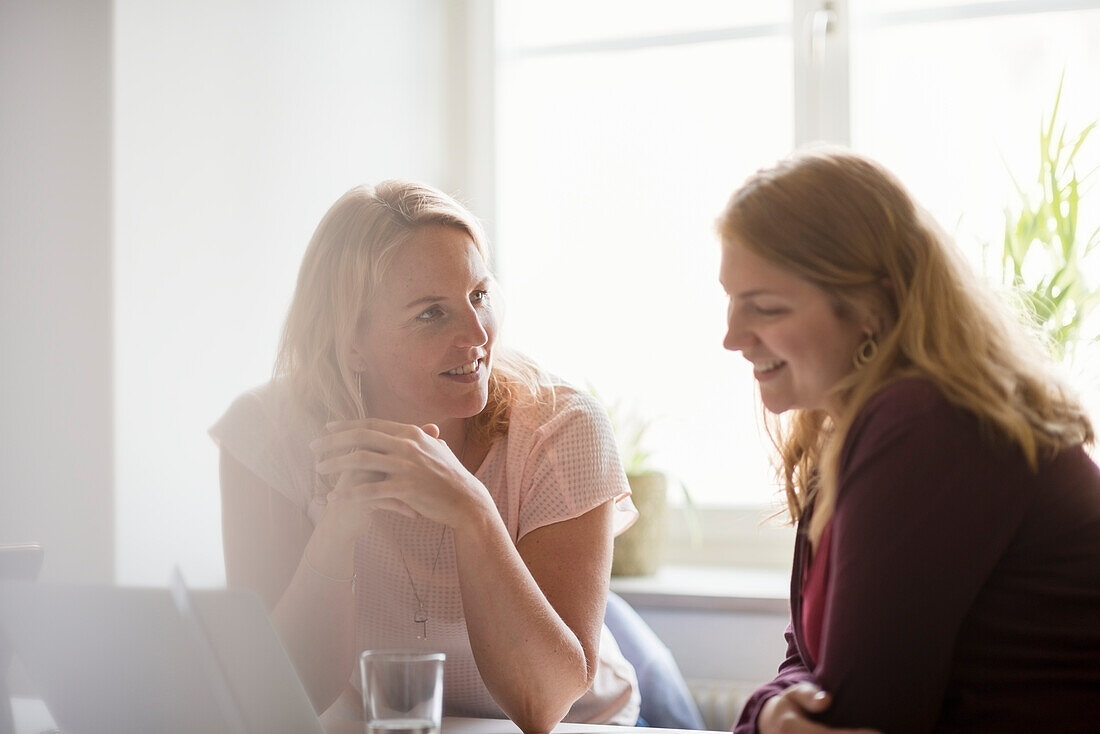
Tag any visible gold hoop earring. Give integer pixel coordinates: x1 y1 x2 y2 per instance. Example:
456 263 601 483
853 334 878 370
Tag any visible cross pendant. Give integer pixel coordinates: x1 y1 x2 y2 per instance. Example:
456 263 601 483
414 610 428 640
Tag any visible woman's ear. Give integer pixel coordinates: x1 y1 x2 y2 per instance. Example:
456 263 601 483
347 346 368 373
861 318 884 342
867 280 896 336
346 316 370 372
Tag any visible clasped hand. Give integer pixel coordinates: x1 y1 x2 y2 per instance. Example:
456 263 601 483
310 418 488 541
760 684 882 734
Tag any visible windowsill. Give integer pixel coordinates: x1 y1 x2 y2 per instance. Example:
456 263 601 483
637 504 797 571
610 564 790 615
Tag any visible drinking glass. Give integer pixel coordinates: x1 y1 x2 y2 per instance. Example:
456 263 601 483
359 650 445 734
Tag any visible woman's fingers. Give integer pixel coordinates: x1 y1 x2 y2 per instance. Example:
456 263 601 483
312 417 420 450
312 418 479 528
323 491 416 520
786 683 833 713
762 684 883 734
325 417 418 433
328 468 387 494
311 425 408 457
316 448 398 476
311 421 455 468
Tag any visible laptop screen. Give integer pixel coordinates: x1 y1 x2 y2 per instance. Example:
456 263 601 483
0 579 326 734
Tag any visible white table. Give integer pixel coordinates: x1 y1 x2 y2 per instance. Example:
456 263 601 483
11 699 720 734
443 716 719 734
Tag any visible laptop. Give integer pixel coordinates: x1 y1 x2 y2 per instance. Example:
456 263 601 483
1 544 45 734
0 574 327 734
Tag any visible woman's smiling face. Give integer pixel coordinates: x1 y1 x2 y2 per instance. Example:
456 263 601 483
350 224 497 426
720 236 868 418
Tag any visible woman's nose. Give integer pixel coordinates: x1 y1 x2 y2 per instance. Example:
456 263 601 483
723 325 742 352
455 307 489 348
723 308 751 353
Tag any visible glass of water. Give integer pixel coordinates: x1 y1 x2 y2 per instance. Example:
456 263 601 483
360 650 445 734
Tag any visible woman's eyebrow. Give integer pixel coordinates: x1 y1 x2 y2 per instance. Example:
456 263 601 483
735 288 778 299
404 294 445 309
403 277 492 310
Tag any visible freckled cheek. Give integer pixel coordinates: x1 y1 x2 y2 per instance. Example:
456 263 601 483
481 311 500 345
758 325 792 357
377 342 430 375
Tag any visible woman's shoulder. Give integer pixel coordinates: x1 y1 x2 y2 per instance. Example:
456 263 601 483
843 377 980 462
517 375 604 422
221 379 288 420
837 379 991 503
211 379 318 505
500 375 614 448
215 379 318 437
858 376 959 425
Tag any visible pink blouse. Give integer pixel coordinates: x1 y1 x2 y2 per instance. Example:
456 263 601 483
211 377 640 724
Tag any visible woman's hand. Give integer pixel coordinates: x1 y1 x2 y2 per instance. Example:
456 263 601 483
759 684 882 734
310 418 494 534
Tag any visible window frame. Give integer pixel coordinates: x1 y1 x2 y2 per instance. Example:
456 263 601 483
456 0 1100 569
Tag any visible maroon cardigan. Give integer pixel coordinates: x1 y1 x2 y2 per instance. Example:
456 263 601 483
735 378 1100 733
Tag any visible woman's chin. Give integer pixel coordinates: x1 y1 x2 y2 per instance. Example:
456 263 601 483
758 390 788 415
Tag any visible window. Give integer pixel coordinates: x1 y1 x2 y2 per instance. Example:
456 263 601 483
491 0 1100 510
494 2 793 509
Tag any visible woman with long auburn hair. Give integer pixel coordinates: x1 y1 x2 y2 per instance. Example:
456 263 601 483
211 181 640 733
718 149 1100 733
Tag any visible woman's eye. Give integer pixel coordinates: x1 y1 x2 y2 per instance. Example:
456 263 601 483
471 289 490 304
752 304 785 317
416 306 444 321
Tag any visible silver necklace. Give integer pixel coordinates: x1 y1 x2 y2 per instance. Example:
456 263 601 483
345 376 460 638
392 423 468 640
395 524 448 639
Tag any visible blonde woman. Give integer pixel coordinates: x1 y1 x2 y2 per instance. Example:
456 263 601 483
210 182 639 733
718 150 1100 733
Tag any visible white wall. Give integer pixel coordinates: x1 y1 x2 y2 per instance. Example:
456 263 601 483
638 608 788 683
113 0 453 586
2 0 459 587
0 0 114 583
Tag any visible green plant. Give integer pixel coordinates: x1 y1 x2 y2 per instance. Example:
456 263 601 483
998 74 1100 365
610 406 657 476
588 385 702 554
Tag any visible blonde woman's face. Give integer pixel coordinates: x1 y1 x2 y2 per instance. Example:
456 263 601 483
719 236 868 418
351 225 496 425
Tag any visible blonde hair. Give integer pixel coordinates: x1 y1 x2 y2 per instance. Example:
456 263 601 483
275 181 542 443
717 148 1093 544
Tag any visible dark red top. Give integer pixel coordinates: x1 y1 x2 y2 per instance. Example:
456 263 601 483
800 517 833 665
734 378 1100 733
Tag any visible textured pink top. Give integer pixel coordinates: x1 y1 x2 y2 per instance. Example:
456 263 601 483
211 377 640 723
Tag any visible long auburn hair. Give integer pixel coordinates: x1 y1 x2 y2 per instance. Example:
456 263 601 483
275 181 542 444
717 148 1093 544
